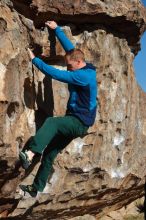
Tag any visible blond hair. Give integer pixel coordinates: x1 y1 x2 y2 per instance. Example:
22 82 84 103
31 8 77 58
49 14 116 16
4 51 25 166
65 49 85 61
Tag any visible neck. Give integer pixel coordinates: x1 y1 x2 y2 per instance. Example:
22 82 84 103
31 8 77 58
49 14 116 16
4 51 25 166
79 61 86 69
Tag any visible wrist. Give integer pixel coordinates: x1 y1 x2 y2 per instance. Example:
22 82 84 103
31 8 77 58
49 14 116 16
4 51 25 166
54 25 58 29
32 57 36 63
31 55 35 60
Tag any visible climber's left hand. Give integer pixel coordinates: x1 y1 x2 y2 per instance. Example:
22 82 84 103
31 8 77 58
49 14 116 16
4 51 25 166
27 48 35 60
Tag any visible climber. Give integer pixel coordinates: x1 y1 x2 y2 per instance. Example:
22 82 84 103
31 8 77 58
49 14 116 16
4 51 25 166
19 21 97 197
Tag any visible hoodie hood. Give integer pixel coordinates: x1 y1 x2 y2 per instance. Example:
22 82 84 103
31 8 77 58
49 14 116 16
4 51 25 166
83 62 96 71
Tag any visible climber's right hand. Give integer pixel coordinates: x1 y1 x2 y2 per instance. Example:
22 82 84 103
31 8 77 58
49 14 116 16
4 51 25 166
45 21 58 29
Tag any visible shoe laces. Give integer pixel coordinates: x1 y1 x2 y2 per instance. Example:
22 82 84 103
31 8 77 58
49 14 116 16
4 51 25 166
27 185 35 192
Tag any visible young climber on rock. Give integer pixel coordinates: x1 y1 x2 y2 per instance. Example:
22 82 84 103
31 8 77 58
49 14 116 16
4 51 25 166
19 21 97 197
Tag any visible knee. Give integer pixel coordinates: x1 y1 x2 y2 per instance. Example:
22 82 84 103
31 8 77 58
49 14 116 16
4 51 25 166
45 117 58 129
45 117 54 124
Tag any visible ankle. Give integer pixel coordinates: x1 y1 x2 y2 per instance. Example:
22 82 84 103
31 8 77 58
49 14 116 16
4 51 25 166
26 150 35 161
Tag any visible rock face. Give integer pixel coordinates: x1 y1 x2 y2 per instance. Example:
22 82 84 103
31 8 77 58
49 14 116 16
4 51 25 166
0 0 146 219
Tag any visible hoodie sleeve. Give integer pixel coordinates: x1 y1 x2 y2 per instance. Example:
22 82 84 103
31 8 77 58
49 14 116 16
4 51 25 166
54 26 75 52
32 57 88 86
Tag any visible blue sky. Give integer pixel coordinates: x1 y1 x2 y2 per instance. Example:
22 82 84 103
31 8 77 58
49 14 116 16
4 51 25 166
134 0 146 92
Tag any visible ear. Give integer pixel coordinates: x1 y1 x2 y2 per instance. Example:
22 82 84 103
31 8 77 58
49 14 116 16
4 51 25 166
77 60 81 65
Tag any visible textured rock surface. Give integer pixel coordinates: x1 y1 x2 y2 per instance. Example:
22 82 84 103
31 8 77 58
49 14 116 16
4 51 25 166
0 0 146 219
12 0 146 54
99 197 145 220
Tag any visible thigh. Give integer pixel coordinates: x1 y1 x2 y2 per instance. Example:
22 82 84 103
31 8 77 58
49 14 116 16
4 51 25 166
52 115 89 138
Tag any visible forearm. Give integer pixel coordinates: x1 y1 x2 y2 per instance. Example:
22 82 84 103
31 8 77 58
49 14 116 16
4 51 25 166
32 57 71 83
32 57 88 86
54 26 74 52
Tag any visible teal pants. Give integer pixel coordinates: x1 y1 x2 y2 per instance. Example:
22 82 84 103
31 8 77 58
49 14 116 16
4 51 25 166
29 115 88 192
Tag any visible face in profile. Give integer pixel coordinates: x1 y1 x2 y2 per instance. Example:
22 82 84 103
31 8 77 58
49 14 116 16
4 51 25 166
65 56 81 71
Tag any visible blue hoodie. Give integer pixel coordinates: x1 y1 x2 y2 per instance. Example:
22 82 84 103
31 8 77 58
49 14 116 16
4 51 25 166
32 26 97 126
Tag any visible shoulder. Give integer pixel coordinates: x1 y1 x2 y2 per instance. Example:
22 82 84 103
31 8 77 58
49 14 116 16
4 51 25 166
73 68 96 84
